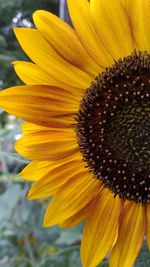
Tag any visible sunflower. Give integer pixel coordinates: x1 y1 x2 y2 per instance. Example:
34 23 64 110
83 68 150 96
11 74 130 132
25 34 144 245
0 0 150 266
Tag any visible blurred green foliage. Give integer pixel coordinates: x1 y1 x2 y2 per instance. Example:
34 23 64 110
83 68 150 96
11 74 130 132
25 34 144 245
0 182 82 267
0 0 59 90
135 242 150 267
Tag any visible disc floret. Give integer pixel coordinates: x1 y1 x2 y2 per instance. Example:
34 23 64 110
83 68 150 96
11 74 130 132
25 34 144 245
77 52 150 204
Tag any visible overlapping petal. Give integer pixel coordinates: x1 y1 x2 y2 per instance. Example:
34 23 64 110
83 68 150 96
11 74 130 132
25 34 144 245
125 0 150 51
110 201 145 267
20 160 53 181
21 122 55 135
90 0 133 60
33 10 102 77
0 85 78 128
27 159 86 198
81 190 121 267
20 148 82 181
15 129 78 161
14 28 92 89
13 61 84 94
60 201 93 229
67 0 113 68
43 173 100 227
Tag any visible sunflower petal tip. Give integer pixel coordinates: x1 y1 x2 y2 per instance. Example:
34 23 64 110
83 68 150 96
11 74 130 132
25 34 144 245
11 61 17 65
13 27 24 40
18 170 23 177
32 11 38 20
42 215 52 228
13 27 17 33
42 219 49 228
33 9 41 15
18 168 29 180
13 27 21 36
43 210 58 228
27 184 38 199
27 191 33 200
14 27 33 39
33 9 46 20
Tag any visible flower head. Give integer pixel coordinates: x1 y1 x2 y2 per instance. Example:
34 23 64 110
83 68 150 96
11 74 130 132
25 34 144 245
0 1 150 266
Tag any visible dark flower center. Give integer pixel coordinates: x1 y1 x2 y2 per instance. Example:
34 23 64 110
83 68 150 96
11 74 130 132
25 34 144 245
76 51 150 204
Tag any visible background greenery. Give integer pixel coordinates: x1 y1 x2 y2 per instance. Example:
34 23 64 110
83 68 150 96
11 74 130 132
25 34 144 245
0 0 149 266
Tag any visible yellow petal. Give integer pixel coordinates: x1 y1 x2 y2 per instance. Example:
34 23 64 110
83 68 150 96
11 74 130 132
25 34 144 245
125 0 150 51
67 0 113 68
20 149 82 181
14 28 92 88
27 159 85 199
43 173 100 227
60 201 94 229
13 61 62 86
13 61 84 95
15 129 78 161
122 0 130 10
0 85 78 128
20 161 52 181
110 201 145 267
81 189 121 267
20 122 78 135
33 10 102 77
60 189 103 229
146 204 150 249
20 122 54 135
90 0 133 60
